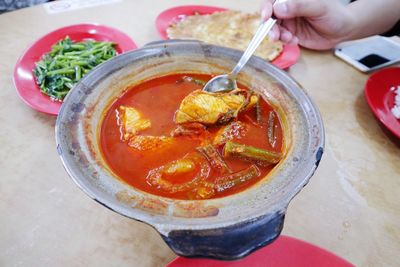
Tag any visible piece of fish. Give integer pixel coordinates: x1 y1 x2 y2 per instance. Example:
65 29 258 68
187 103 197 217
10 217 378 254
146 153 211 194
117 105 151 141
164 158 196 175
174 89 250 125
213 121 248 146
128 136 174 151
170 122 209 139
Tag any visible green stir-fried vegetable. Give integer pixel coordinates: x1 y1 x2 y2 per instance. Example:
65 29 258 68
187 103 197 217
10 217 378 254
33 36 117 101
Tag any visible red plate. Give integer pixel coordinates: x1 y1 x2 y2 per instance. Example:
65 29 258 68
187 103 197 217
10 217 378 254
155 5 301 70
365 67 400 138
166 235 354 267
13 23 137 115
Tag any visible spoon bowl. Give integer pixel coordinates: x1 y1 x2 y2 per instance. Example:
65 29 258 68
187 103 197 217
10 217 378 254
203 0 279 93
203 74 237 93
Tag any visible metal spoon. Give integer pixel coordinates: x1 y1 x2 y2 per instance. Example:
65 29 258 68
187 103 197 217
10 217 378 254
203 1 279 93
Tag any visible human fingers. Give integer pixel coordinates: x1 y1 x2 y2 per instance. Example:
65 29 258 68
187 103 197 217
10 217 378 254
274 0 327 19
267 24 298 45
279 26 299 45
268 25 281 41
288 36 299 46
261 0 274 21
280 27 293 43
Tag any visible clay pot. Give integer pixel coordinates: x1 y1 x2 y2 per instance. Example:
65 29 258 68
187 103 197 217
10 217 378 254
56 40 324 260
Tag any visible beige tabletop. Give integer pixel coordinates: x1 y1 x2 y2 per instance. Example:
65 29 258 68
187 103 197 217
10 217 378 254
1 0 399 266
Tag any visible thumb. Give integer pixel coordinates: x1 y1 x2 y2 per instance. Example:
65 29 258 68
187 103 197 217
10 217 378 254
260 0 274 21
274 0 326 19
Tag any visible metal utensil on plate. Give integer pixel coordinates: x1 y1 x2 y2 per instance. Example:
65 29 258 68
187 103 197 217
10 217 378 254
203 0 281 93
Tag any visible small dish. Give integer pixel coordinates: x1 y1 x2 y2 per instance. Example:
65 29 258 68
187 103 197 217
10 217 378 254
13 23 137 115
155 5 301 70
364 67 400 138
166 235 354 267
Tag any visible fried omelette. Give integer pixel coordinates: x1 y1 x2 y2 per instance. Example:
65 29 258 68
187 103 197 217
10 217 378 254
167 10 283 61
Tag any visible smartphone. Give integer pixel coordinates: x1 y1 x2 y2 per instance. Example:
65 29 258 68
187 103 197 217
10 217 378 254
334 36 400 73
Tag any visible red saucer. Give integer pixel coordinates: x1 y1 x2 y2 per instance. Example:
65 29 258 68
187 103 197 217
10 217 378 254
13 23 137 115
166 235 354 267
155 5 301 70
365 67 400 138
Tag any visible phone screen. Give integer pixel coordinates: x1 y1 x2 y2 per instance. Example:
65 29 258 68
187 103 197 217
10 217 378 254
358 54 390 68
334 36 400 72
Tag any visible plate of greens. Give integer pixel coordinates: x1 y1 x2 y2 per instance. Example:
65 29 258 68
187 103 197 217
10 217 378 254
13 24 137 115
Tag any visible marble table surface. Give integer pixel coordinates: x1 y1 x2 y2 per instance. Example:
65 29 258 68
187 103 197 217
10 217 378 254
0 0 399 266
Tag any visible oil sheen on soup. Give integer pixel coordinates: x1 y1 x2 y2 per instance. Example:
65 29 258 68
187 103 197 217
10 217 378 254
100 74 284 200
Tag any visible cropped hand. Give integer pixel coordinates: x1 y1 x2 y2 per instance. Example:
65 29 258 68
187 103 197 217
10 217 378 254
262 0 354 50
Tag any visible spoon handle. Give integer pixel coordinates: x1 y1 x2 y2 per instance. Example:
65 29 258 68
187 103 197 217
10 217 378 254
231 17 277 77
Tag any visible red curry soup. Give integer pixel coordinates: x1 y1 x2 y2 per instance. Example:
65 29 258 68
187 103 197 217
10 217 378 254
100 74 284 200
